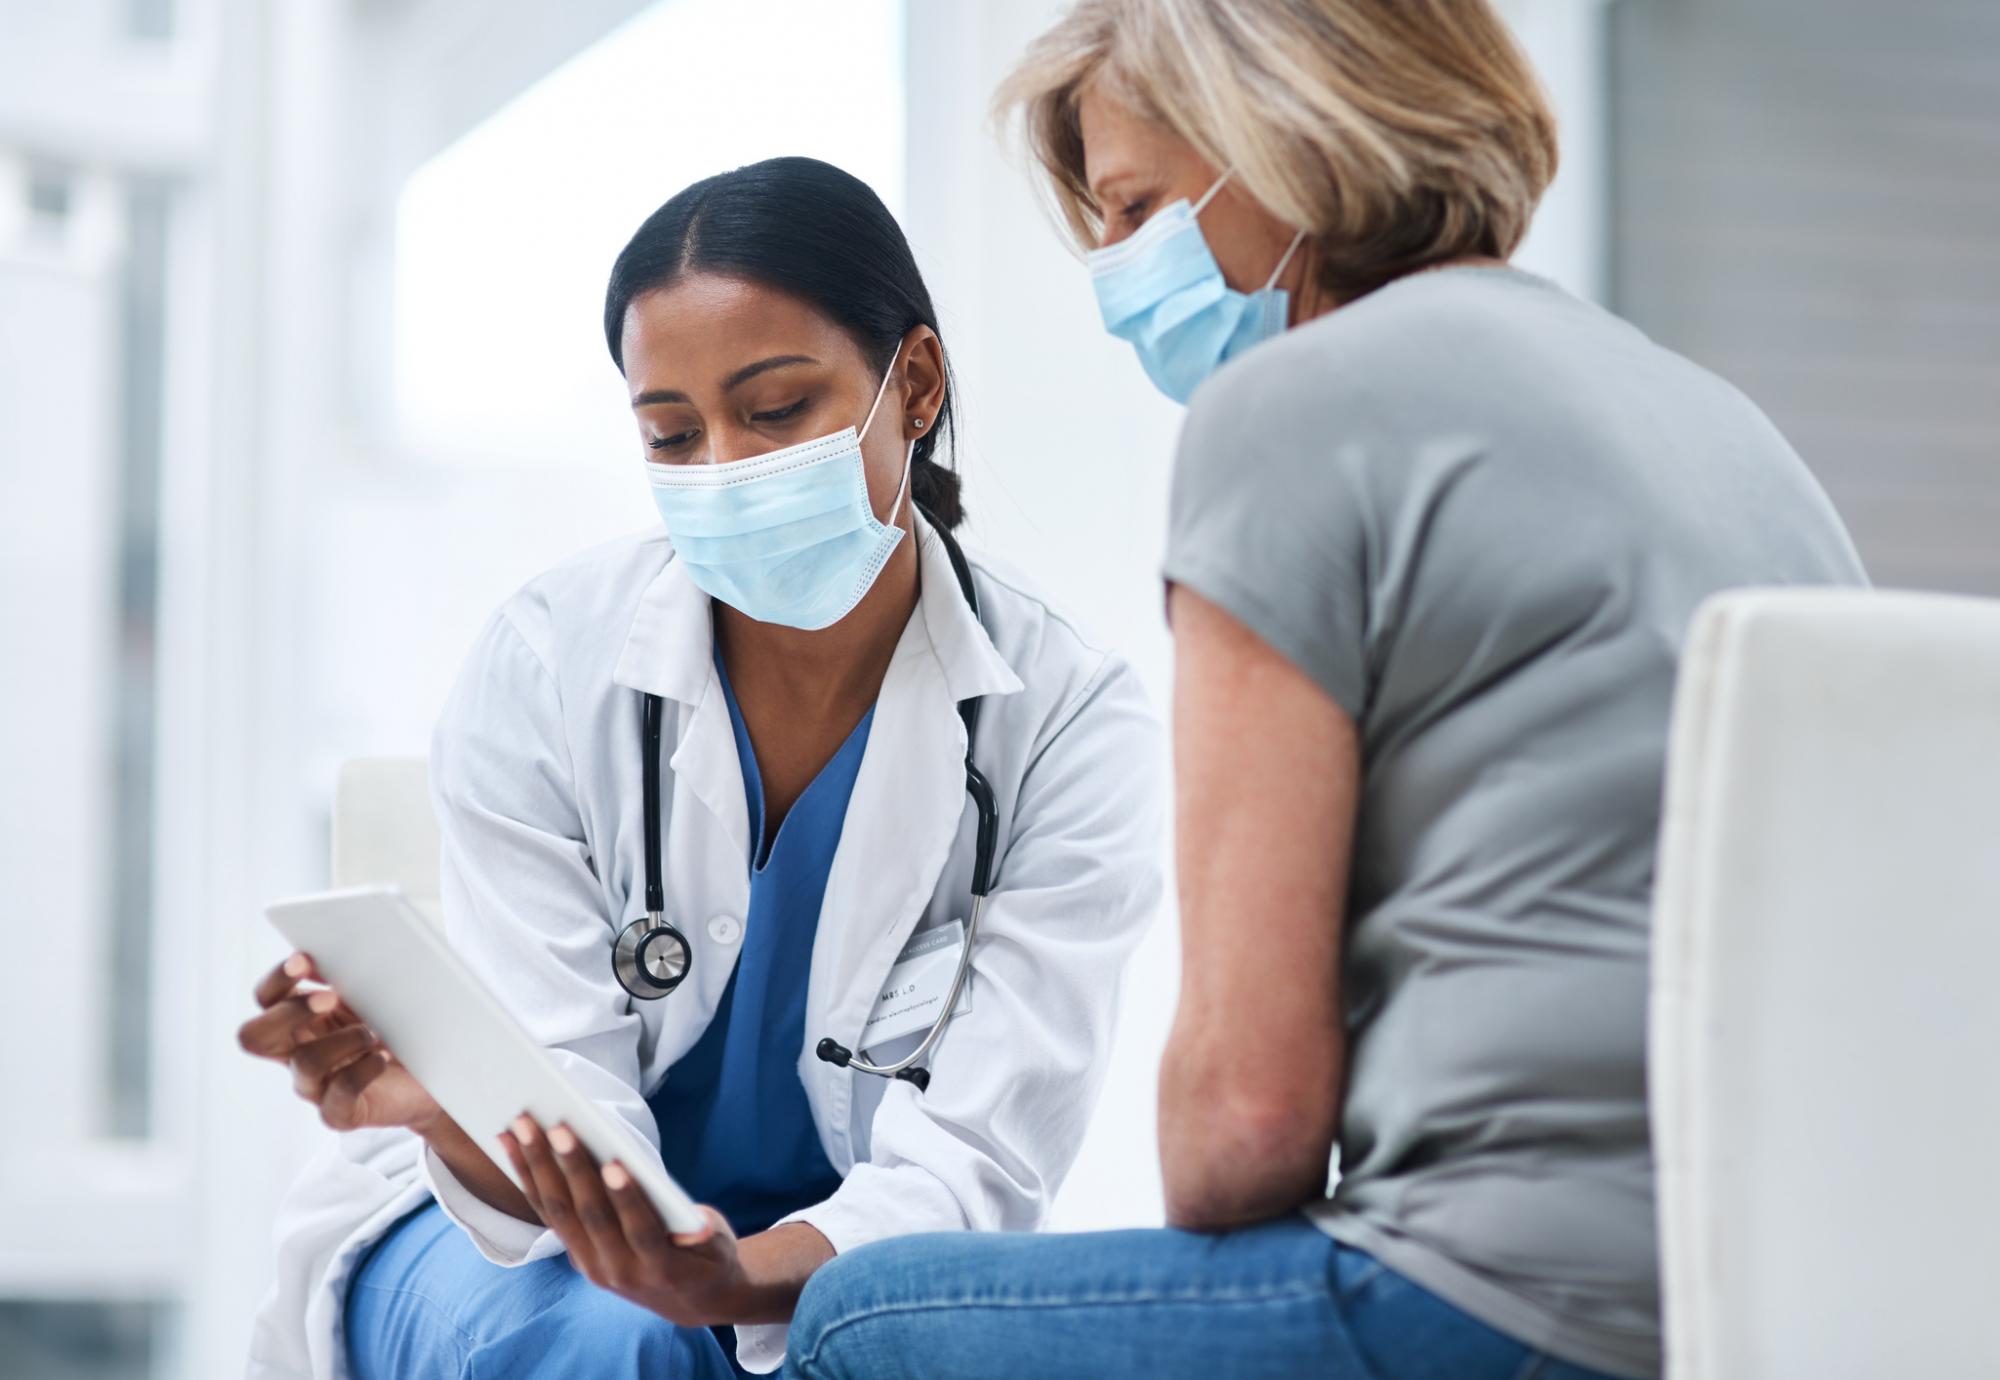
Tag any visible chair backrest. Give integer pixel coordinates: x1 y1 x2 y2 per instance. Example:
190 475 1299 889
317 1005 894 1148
331 756 442 927
1652 588 2000 1379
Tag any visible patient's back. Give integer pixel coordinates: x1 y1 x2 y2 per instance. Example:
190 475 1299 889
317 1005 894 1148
1163 264 1868 1378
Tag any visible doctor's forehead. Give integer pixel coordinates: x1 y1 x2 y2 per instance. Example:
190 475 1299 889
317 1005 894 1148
618 273 867 399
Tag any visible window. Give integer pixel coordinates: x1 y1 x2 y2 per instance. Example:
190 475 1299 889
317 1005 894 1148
392 0 906 471
0 1301 173 1380
1609 0 2000 594
0 147 180 1378
109 175 170 1138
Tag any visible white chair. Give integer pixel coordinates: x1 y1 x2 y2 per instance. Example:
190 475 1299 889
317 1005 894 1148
331 756 441 926
1651 588 2000 1379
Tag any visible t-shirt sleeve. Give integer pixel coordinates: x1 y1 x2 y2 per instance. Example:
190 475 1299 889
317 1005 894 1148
1162 355 1374 723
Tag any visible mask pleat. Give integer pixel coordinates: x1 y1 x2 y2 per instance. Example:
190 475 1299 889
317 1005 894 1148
648 440 901 629
1086 182 1296 404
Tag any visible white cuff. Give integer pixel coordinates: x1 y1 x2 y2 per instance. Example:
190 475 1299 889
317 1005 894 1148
732 1322 789 1375
422 1143 566 1266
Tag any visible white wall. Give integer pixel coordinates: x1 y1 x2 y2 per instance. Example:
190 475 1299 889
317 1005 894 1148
1502 0 1616 303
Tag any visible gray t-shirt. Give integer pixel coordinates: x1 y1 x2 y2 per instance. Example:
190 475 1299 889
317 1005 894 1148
1163 266 1866 1379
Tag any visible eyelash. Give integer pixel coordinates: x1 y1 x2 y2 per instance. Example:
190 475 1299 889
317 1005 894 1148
754 398 810 424
1120 198 1152 223
646 398 810 450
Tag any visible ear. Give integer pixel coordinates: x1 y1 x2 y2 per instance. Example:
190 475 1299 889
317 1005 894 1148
896 325 948 438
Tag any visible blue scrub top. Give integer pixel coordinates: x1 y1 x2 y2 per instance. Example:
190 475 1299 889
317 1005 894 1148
648 649 871 1238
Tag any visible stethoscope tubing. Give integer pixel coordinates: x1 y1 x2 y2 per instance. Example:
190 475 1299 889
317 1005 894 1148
831 890 986 1080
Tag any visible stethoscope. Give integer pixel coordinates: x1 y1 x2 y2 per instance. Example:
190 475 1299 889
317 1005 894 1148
612 516 998 1094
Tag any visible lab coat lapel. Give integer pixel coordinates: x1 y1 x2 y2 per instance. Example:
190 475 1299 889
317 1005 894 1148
668 689 751 866
802 623 964 1167
611 546 711 706
800 519 1024 1167
611 551 751 863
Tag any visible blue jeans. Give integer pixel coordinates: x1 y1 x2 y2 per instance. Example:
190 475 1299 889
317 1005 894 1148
785 1216 1625 1380
344 1202 746 1379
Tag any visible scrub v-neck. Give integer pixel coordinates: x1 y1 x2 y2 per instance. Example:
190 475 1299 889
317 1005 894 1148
647 646 875 1238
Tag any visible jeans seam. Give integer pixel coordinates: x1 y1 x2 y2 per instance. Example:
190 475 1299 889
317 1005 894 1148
793 1284 1331 1377
1333 1258 1388 1305
1510 1354 1550 1380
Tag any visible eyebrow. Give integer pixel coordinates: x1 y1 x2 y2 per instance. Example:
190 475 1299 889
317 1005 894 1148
629 354 820 408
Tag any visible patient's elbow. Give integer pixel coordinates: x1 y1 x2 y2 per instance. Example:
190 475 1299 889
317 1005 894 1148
1161 1085 1335 1232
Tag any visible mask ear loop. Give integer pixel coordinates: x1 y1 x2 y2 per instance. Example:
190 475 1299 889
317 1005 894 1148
1196 169 1307 294
857 347 917 529
1192 168 1234 219
1263 228 1309 292
882 439 916 529
856 352 899 443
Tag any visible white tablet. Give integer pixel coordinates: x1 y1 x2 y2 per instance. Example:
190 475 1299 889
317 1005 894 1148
266 884 705 1234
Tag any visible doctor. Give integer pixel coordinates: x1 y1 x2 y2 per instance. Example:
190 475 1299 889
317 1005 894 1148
239 156 1162 1379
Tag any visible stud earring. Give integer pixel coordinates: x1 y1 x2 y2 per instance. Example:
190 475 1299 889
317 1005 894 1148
912 417 926 429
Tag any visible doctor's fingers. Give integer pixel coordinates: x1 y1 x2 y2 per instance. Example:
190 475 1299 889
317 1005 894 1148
254 953 322 1008
499 1129 558 1235
503 1120 584 1245
316 1049 399 1131
600 1163 673 1258
237 991 356 1061
506 1118 627 1282
286 1023 383 1103
546 1124 647 1285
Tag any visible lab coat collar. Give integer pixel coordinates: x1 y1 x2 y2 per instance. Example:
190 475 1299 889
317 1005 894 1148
611 539 714 706
910 512 1025 705
610 512 1024 707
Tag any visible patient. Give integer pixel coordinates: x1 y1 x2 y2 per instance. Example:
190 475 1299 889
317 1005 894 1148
781 2 1869 1378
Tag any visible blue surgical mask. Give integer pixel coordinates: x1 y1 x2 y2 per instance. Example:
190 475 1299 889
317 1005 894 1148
1089 170 1306 404
646 363 912 630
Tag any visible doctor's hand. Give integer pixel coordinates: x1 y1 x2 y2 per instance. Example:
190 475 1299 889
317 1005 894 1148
500 1114 755 1328
238 952 443 1134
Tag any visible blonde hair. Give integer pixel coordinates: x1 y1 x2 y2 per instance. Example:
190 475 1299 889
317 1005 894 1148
994 0 1559 299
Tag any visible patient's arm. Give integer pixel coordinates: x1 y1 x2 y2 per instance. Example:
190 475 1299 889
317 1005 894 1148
1158 586 1358 1232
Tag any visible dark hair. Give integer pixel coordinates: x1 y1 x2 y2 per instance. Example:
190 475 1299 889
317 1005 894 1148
604 156 964 529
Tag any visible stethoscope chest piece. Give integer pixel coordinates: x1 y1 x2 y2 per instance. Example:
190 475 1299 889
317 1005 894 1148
614 914 691 1000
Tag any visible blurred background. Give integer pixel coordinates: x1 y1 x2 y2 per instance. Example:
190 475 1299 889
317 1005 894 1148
0 0 1994 1374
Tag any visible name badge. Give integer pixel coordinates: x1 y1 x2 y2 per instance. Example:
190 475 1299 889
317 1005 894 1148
861 918 971 1052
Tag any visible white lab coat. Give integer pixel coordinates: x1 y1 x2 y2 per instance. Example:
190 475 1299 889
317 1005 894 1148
247 515 1164 1378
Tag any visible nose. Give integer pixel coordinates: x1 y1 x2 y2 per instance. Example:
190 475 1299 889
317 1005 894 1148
707 422 768 466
